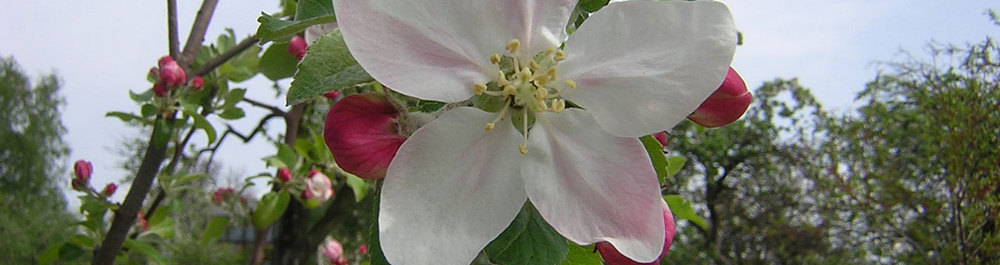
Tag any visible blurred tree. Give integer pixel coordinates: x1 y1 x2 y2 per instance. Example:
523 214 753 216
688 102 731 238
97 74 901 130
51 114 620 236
0 56 82 264
663 79 869 265
820 35 1000 264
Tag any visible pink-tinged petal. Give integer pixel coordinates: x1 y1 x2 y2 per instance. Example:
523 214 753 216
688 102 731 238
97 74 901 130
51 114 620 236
596 202 676 265
501 0 576 59
380 107 526 265
334 0 503 102
559 1 737 137
687 67 751 128
305 22 339 44
324 93 406 180
523 109 665 262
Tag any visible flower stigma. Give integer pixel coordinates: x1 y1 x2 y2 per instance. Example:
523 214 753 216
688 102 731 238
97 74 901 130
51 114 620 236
473 39 576 155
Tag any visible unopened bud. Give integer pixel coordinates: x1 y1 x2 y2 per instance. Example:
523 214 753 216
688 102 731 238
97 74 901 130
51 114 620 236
153 82 169 97
324 93 407 180
74 160 93 181
288 36 307 60
359 244 369 255
596 203 676 265
321 237 344 261
102 183 117 196
302 170 334 202
190 76 204 91
687 67 751 128
323 91 340 100
277 168 291 183
653 132 668 147
157 56 187 88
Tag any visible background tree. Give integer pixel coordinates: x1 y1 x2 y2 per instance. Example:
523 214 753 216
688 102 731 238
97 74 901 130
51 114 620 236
0 56 83 264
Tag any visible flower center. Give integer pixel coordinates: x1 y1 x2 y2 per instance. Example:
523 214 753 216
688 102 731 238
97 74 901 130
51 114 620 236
473 39 576 155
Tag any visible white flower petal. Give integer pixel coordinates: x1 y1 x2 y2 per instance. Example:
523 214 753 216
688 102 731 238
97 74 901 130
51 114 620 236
523 109 665 262
502 0 577 59
559 1 738 137
334 0 509 102
379 107 527 265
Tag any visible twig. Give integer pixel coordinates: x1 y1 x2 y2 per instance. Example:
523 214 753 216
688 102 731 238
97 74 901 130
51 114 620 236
244 97 287 115
192 36 259 77
92 117 173 265
167 0 180 58
179 0 220 67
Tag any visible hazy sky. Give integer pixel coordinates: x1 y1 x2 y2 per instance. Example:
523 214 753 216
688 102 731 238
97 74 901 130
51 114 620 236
1 1 998 207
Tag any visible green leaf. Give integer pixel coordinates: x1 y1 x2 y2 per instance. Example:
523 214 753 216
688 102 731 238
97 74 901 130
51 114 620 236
184 110 217 143
106 111 145 124
57 242 84 262
561 243 602 265
259 42 299 80
147 204 169 228
218 107 245 120
140 104 157 118
201 217 231 246
665 156 686 179
130 89 154 102
286 30 373 105
578 0 611 12
39 243 62 265
344 173 368 202
484 202 568 265
253 191 290 229
663 195 707 230
639 135 669 184
152 119 173 149
296 0 335 21
256 12 336 43
68 234 95 248
223 88 246 108
124 239 167 265
146 217 176 240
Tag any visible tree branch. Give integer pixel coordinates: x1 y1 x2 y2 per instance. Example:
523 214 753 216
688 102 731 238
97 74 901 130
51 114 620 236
92 117 172 265
179 0 220 67
192 36 259 77
166 0 180 58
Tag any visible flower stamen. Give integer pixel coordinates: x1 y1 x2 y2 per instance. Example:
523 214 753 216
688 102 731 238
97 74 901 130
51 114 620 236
506 39 520 54
519 110 529 155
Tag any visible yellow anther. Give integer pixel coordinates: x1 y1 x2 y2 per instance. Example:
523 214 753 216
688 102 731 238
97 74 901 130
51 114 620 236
554 50 567 61
506 39 521 54
534 99 550 112
552 99 566 113
546 68 558 80
484 123 495 131
503 85 516 96
520 67 533 79
535 87 549 99
490 54 501 64
519 144 528 155
533 77 549 88
545 47 557 57
565 79 577 89
498 71 510 86
473 83 488 95
529 60 541 71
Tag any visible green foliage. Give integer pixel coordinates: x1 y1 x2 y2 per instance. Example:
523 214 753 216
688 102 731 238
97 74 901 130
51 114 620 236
253 191 291 229
286 30 374 105
639 135 670 184
259 42 299 80
561 243 602 265
484 202 568 265
255 0 335 42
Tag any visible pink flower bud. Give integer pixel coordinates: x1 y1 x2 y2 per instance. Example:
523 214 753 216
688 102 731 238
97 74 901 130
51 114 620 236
302 170 334 202
277 168 292 183
74 160 93 181
71 178 88 191
359 244 368 255
324 93 406 180
653 131 668 147
136 211 150 231
212 187 235 204
323 91 340 100
190 76 204 91
321 237 344 261
687 67 751 128
153 82 169 97
596 203 676 265
158 56 187 88
102 183 117 196
287 36 307 60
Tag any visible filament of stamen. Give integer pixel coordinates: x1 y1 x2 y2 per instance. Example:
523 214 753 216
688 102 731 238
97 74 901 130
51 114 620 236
485 102 512 132
519 110 529 155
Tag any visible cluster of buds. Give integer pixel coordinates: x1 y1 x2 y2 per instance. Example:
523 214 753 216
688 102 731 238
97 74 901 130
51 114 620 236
320 237 349 265
149 56 204 97
302 170 334 203
136 211 150 231
287 36 308 60
687 67 752 128
596 203 676 265
71 160 93 191
212 187 236 205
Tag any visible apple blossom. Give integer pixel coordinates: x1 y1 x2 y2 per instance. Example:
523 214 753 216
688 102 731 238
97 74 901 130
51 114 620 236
321 236 344 261
302 170 334 202
597 202 677 265
157 56 186 88
102 183 117 196
277 168 292 183
74 160 93 182
190 76 204 91
333 0 736 264
323 93 406 180
687 67 751 128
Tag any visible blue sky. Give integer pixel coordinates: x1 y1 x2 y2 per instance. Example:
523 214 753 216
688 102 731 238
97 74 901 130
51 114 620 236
1 1 998 207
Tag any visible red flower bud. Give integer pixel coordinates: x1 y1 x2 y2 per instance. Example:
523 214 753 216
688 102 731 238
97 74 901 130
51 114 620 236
153 82 169 97
74 160 93 181
596 203 676 265
652 131 668 147
359 244 368 255
71 178 87 191
136 211 149 231
102 183 117 196
212 187 236 204
190 76 204 91
688 67 751 128
277 168 292 183
287 36 307 60
324 93 406 180
158 56 187 88
303 170 334 202
323 91 340 100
